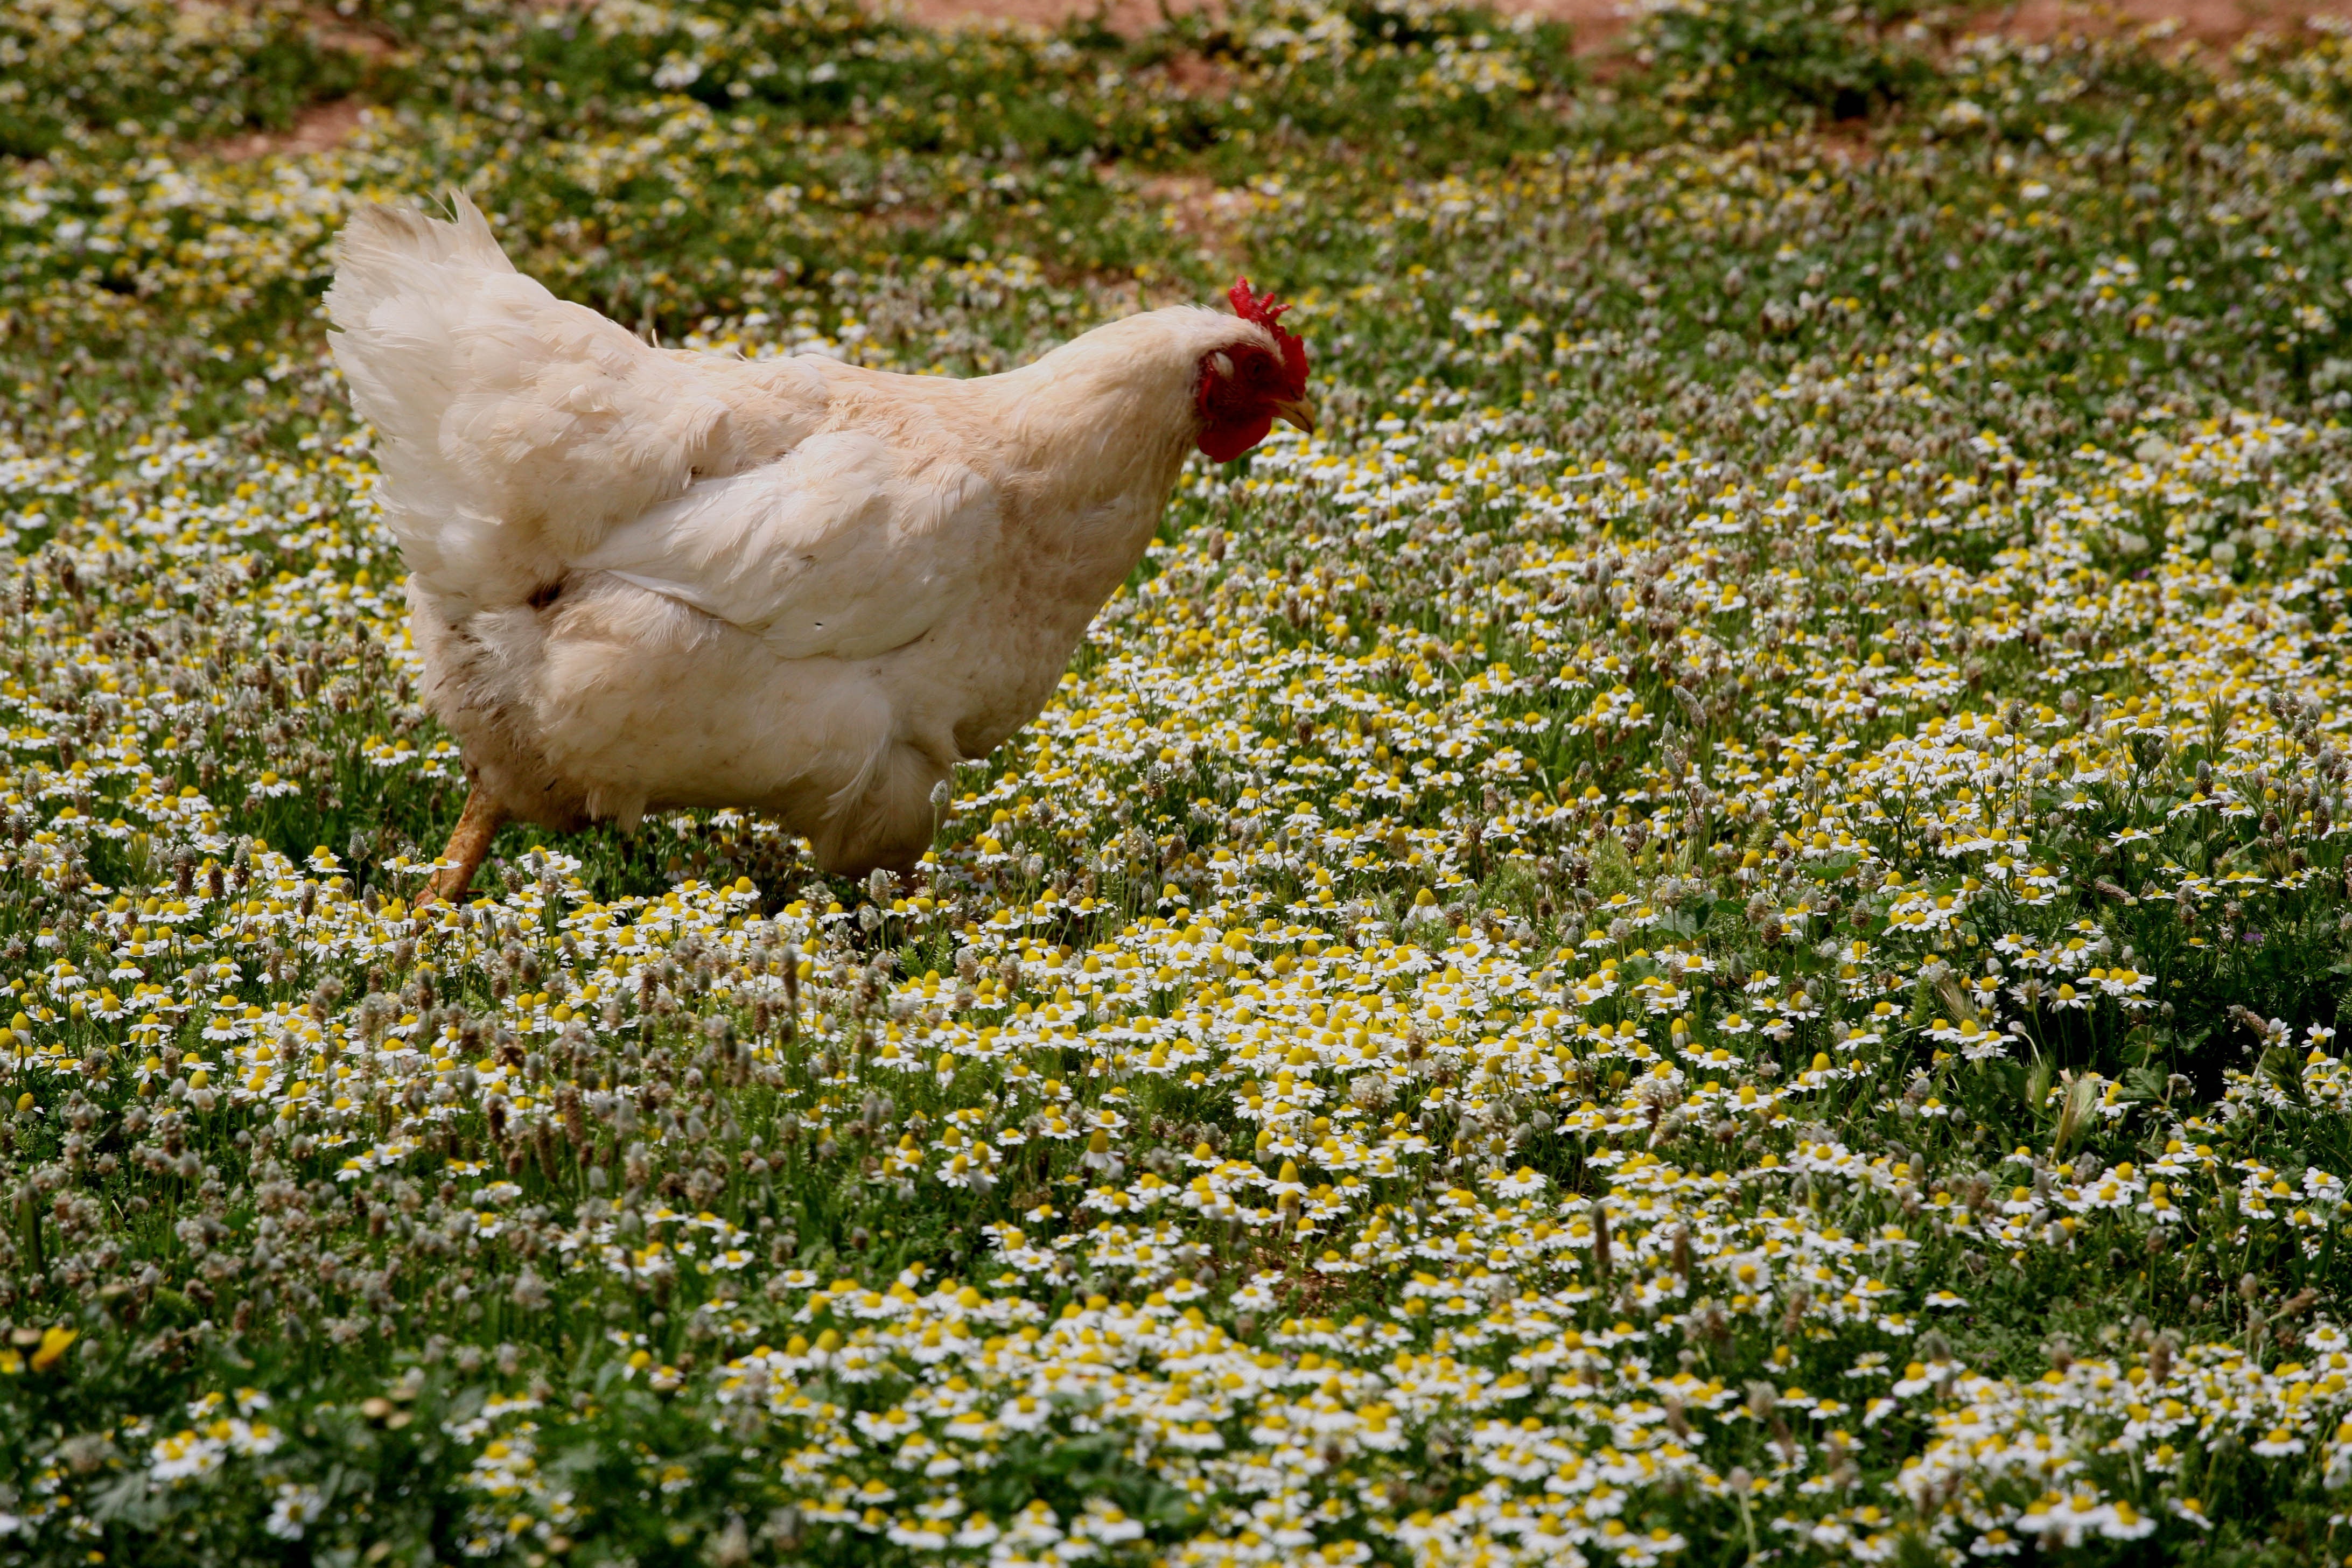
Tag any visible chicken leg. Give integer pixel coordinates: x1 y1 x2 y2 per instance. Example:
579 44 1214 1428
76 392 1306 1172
416 784 507 907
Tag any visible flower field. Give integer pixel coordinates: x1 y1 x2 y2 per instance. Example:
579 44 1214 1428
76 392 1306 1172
17 0 2352 1562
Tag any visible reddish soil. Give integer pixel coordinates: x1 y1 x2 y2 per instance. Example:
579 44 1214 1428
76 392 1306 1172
210 99 368 163
1978 0 2352 45
305 3 398 59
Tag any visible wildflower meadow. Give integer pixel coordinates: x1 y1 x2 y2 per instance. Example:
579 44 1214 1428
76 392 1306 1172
16 1 2352 1563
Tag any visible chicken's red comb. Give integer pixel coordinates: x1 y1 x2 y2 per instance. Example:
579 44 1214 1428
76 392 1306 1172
1230 277 1309 395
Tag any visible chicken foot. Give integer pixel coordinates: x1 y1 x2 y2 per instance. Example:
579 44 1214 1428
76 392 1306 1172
417 785 508 906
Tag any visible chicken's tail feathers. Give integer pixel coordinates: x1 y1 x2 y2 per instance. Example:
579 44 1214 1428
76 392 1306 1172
326 190 558 597
325 194 825 608
324 190 519 475
326 190 515 327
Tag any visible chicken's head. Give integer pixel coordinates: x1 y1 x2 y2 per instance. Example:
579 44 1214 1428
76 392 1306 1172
1195 279 1315 463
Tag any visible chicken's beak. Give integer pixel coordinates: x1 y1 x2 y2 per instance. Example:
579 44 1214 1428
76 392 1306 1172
1272 395 1318 436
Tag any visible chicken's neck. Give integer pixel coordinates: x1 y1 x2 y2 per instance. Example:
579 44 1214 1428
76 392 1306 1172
982 354 1205 629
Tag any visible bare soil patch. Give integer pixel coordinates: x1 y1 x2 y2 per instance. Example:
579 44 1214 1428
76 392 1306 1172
305 3 398 60
1970 0 2352 46
209 99 367 163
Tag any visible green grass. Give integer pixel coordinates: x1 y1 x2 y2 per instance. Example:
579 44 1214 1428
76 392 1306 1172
12 1 2352 1564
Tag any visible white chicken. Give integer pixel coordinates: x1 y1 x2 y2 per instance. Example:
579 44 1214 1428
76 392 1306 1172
325 194 1313 901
